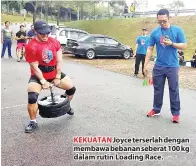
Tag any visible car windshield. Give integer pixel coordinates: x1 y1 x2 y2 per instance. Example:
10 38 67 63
78 35 90 41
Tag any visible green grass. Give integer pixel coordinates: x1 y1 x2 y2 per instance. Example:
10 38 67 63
64 16 196 60
1 14 56 23
1 14 33 23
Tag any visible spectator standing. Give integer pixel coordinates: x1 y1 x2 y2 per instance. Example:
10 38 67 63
1 21 14 59
130 3 135 18
134 28 150 77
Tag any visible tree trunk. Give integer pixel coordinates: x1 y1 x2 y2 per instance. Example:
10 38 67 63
77 7 80 20
45 4 48 22
33 13 36 23
80 3 83 20
94 3 96 20
32 2 37 24
40 2 43 19
57 8 60 26
69 10 71 22
7 2 9 13
18 2 21 14
108 2 110 18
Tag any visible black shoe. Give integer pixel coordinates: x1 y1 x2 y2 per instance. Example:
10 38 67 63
25 121 38 133
9 56 13 59
134 74 138 77
67 108 74 115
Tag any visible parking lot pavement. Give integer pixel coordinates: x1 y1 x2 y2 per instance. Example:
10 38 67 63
1 44 196 166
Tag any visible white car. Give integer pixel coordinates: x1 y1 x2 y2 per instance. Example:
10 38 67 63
50 27 89 53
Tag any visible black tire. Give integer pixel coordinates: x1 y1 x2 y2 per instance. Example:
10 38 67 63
122 50 131 59
86 49 95 60
61 45 67 54
38 94 71 118
74 54 81 58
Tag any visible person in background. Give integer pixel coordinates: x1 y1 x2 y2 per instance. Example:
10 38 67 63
15 25 28 62
27 25 36 40
178 50 185 65
143 9 187 123
1 21 14 59
124 5 129 18
130 3 135 18
191 49 196 68
134 28 150 77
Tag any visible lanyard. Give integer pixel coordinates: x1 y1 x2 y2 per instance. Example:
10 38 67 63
160 25 174 40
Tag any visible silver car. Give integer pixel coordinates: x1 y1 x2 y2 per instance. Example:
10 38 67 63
50 27 89 53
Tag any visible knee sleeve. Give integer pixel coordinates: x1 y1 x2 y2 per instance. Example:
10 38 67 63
66 86 76 96
28 92 39 104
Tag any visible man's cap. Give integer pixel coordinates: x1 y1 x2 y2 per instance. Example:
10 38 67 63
142 28 147 31
34 20 51 34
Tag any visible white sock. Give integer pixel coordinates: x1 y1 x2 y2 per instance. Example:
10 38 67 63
30 119 37 123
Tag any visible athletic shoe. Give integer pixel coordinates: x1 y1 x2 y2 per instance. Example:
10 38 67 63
172 115 179 123
17 57 21 62
67 108 74 115
147 109 160 117
25 121 38 133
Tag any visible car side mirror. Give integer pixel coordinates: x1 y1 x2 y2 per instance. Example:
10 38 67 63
118 43 121 46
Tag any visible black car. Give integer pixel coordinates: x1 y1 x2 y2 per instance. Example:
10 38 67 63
66 34 133 59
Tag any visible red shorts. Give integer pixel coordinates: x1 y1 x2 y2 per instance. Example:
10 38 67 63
17 43 27 50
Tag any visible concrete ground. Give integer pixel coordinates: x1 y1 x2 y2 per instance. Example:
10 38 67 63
1 42 196 166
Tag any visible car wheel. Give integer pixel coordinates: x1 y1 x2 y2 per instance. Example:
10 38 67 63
86 49 95 60
74 54 80 58
123 50 131 59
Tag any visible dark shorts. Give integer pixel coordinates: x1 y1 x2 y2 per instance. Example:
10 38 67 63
28 72 66 85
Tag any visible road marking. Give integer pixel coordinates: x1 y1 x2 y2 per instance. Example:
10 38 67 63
1 104 27 110
1 85 140 110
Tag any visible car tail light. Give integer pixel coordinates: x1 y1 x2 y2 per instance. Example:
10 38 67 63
73 43 79 47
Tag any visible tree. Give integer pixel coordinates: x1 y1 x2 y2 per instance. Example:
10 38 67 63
24 1 43 23
44 1 50 22
156 4 167 9
1 1 15 13
54 2 61 25
108 0 125 8
168 0 184 10
132 0 142 10
89 0 100 20
108 0 126 17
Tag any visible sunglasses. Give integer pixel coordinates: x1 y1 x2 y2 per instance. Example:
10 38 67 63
38 32 50 35
156 20 167 24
